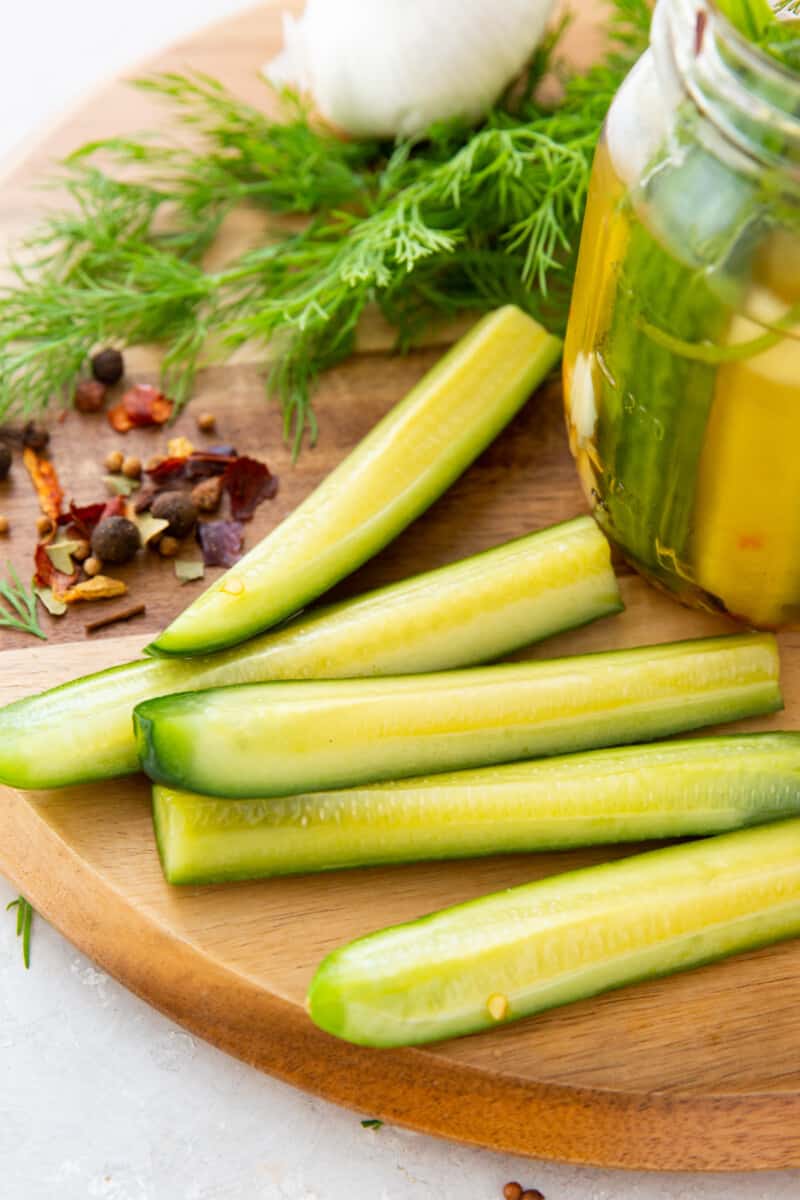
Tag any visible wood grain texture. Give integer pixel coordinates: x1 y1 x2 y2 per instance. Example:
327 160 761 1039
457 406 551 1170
2 0 800 1174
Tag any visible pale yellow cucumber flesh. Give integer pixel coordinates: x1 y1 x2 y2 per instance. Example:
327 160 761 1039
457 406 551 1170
135 633 781 798
0 517 618 788
308 816 800 1047
149 306 562 657
153 732 800 884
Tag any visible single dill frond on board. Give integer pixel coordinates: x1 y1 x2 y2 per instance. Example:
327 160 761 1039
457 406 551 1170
0 565 46 640
6 896 34 968
0 1 651 451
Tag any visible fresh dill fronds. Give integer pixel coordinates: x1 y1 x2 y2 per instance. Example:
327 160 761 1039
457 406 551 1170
0 564 47 640
0 1 651 452
6 895 34 968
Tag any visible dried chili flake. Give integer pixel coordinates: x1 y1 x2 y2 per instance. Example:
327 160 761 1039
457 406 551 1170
59 575 128 604
33 542 77 592
196 520 244 567
185 451 236 481
58 501 106 537
108 384 173 432
145 456 188 485
23 447 63 521
222 456 278 520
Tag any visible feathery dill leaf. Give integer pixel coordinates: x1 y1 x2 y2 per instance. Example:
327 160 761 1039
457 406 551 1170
0 565 46 640
0 1 650 452
6 896 34 968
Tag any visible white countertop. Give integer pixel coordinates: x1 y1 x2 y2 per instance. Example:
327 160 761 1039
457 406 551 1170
2 4 800 1197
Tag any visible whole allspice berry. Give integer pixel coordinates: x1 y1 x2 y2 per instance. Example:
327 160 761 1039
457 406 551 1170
74 378 107 413
91 347 125 386
90 516 141 565
0 442 12 480
151 490 198 538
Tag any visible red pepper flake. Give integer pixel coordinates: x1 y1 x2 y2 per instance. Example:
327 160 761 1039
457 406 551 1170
23 447 63 521
33 542 77 592
196 519 244 567
185 450 237 481
145 456 189 485
222 455 279 520
57 500 106 538
108 384 173 433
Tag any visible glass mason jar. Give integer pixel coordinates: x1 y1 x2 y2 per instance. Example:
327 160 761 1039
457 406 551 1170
563 0 800 628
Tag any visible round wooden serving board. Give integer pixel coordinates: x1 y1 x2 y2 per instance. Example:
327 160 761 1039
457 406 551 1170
3 1 800 1174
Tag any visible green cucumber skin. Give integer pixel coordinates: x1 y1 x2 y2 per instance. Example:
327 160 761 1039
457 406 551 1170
0 518 619 789
149 307 563 657
134 634 781 799
153 733 800 885
308 816 800 1047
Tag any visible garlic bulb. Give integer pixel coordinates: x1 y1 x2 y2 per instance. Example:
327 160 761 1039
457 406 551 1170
265 0 557 139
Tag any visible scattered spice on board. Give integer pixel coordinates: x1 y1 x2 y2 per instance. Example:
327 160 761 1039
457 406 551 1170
197 519 244 567
360 1119 383 1130
108 384 173 433
22 447 63 521
58 575 128 604
85 603 146 634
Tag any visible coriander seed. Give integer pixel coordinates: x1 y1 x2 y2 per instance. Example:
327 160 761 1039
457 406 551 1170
36 514 53 537
196 412 216 433
158 535 180 558
105 450 124 473
72 538 91 562
503 1186 523 1200
84 555 103 576
0 516 9 535
122 455 142 480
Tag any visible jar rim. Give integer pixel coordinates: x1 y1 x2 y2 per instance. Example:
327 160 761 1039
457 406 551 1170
655 0 800 181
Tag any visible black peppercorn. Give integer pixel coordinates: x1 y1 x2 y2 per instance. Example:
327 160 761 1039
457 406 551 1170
91 347 125 386
151 490 198 538
90 516 141 565
0 442 11 480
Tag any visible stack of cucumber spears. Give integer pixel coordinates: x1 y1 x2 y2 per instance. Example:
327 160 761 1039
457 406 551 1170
4 304 800 1049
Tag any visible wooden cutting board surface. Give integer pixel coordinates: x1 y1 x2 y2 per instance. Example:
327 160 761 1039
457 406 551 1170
3 1 800 1173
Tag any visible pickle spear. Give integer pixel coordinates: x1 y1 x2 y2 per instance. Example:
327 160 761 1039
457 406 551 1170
309 816 800 1047
149 306 562 657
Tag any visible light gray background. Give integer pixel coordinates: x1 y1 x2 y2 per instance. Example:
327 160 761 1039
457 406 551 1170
1 3 798 1196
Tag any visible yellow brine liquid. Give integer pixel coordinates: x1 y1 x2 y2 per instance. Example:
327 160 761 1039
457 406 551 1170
563 136 800 629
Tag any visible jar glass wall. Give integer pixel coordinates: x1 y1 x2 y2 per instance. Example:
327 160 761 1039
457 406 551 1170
563 0 800 628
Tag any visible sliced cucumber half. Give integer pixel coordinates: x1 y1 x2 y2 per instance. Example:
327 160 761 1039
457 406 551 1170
0 517 618 789
308 815 800 1046
135 633 781 798
149 306 562 657
153 733 800 884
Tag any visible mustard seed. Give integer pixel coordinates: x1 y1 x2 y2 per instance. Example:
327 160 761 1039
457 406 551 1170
121 456 142 480
196 411 217 433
